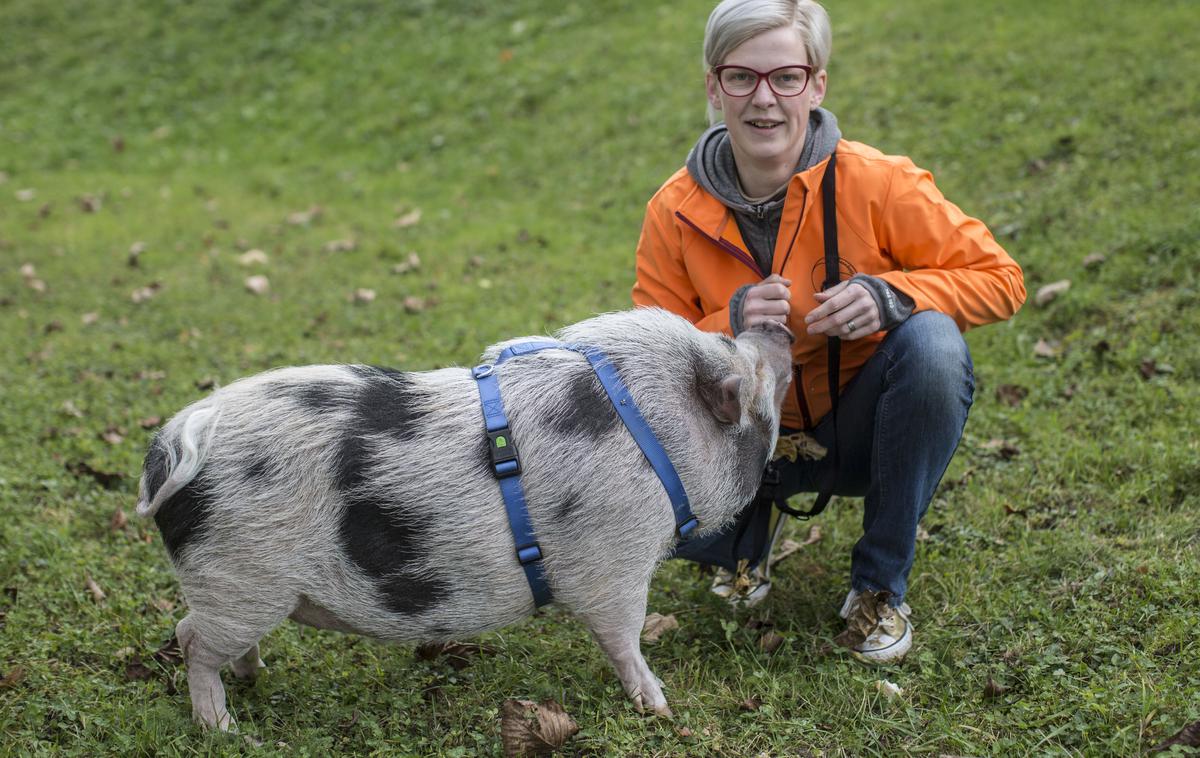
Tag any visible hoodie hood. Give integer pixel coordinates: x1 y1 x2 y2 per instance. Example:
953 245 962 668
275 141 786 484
687 107 842 214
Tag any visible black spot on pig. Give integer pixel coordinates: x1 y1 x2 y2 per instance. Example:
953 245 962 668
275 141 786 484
243 454 278 485
279 381 345 412
350 367 430 441
552 370 619 439
333 431 442 614
154 477 214 562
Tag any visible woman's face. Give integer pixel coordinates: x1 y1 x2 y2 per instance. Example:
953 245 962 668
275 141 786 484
706 25 827 173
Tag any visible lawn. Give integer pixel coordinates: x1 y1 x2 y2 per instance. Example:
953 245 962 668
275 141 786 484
1 0 1198 755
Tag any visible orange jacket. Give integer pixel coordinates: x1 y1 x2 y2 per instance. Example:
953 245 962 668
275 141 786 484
632 139 1026 430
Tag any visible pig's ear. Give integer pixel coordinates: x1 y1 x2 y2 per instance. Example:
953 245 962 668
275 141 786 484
700 374 743 425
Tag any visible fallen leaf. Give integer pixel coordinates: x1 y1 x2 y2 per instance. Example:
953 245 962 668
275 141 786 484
981 438 1021 459
1150 719 1200 753
403 296 426 314
195 377 216 391
130 282 162 304
245 275 270 295
995 384 1028 407
468 255 485 269
15 189 36 202
1033 339 1060 359
1082 252 1106 269
237 249 269 266
916 525 932 541
101 426 125 445
285 206 322 226
392 252 422 275
769 524 822 567
875 679 903 699
323 238 357 253
150 597 175 613
26 276 46 292
85 574 106 603
414 641 497 670
139 416 162 429
123 659 154 681
1139 360 1173 380
1003 504 1027 518
110 508 128 531
773 431 827 462
739 696 762 712
112 135 125 153
78 194 102 213
128 242 145 267
394 209 422 228
0 667 26 689
641 613 679 642
759 630 785 654
351 288 376 304
982 676 1009 699
675 726 693 738
65 461 124 490
500 698 579 757
61 400 84 418
153 636 184 666
1034 279 1070 307
81 312 100 325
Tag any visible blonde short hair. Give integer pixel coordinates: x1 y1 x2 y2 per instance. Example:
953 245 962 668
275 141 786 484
703 0 832 123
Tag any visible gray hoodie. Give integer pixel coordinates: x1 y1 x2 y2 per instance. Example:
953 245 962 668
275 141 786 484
686 108 913 334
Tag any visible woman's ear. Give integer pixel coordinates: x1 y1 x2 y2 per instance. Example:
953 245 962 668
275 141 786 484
705 71 723 112
809 69 828 109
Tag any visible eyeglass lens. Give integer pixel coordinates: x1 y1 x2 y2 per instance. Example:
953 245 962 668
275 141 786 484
719 67 809 97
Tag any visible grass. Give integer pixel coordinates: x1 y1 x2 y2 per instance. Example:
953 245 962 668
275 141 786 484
2 0 1198 754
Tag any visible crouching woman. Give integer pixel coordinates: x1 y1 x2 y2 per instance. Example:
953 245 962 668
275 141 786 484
631 0 1025 663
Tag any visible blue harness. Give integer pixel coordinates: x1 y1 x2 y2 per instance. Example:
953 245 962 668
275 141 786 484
471 340 698 607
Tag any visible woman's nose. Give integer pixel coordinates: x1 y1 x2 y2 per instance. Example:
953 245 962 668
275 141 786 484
751 77 777 107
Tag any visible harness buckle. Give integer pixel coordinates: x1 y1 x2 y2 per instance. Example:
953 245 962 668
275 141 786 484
516 544 543 565
676 516 699 539
488 427 521 478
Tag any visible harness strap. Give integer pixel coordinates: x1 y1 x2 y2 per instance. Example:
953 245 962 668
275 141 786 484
472 340 698 607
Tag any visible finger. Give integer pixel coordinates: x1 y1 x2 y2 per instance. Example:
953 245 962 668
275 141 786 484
752 283 792 301
745 299 791 318
812 281 850 302
806 300 874 336
761 274 793 287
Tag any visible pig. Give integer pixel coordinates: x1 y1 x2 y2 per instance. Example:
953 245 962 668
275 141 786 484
136 307 793 730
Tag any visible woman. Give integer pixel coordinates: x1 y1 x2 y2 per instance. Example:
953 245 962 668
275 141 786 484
632 0 1025 664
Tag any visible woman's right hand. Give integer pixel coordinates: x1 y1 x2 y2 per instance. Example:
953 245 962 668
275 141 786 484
741 274 793 329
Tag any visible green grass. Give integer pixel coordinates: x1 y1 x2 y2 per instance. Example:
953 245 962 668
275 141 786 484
2 0 1198 754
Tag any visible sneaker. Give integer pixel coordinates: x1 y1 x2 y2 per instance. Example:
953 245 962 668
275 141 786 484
834 588 913 665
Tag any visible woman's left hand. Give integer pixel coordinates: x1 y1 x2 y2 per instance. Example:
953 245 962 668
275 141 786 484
804 281 880 339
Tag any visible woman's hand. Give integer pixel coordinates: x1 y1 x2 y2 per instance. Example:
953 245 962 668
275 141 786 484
741 274 792 329
804 281 880 339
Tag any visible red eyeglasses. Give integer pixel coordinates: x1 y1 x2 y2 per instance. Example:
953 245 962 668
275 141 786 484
712 65 813 97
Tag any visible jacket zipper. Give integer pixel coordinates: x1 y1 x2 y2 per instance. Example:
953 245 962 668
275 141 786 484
674 211 764 278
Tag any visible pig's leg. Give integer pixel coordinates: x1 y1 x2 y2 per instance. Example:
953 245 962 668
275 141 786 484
176 614 236 731
230 644 265 681
576 593 672 717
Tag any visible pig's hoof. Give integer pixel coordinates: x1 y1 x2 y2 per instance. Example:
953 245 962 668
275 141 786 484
653 703 674 718
194 710 237 733
231 657 266 681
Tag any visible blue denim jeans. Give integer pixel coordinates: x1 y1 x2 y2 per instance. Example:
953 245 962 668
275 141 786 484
671 311 975 605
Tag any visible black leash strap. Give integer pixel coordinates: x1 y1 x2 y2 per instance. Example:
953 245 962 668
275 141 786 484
776 152 840 520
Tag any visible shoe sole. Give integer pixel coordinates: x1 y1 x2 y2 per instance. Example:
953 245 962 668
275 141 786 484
847 621 912 666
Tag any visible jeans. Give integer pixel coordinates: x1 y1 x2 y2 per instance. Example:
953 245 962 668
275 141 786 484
671 311 975 606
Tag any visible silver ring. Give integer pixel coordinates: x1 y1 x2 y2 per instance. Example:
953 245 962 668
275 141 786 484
847 320 858 333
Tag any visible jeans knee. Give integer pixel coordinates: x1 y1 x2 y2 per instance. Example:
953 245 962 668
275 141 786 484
885 312 974 406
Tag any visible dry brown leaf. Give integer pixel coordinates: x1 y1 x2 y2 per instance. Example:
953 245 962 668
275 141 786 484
773 431 827 462
79 194 102 213
1140 360 1173 380
245 275 270 295
1082 252 1106 269
981 438 1020 459
81 312 99 325
101 426 125 445
351 288 376 304
15 189 36 202
916 525 932 541
392 252 422 275
394 209 422 228
995 384 1028 407
153 636 184 666
675 726 693 738
323 238 357 253
237 249 269 266
130 282 162 304
151 597 175 613
124 659 154 681
128 241 145 267
982 676 1009 699
1033 338 1060 359
403 296 426 314
110 508 128 531
195 377 216 391
61 400 84 418
139 416 162 429
759 630 785 654
19 263 36 279
500 698 579 757
739 696 762 712
285 206 322 226
65 461 123 489
0 666 26 689
1034 279 1070 307
875 679 903 699
85 574 106 603
1151 720 1200 753
641 613 679 642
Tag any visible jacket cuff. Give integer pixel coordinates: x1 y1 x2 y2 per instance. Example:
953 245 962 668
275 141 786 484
728 284 755 336
850 274 915 331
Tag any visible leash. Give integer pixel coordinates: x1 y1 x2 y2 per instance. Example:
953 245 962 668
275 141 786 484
472 341 699 607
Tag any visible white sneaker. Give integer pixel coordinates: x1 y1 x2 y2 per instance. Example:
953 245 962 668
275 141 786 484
835 589 913 665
